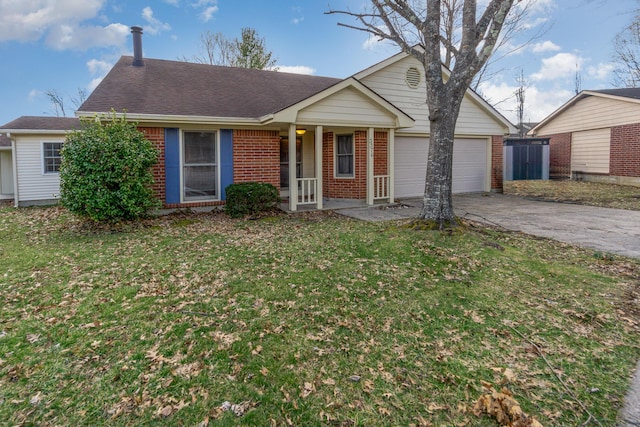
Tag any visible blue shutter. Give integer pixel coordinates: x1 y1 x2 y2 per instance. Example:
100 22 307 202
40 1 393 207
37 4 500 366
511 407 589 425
220 129 233 200
165 128 180 204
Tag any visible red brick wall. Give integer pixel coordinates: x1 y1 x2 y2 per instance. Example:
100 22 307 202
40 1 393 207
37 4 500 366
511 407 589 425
491 135 503 191
374 131 388 176
610 124 640 177
546 132 572 178
139 127 166 203
233 129 280 190
322 131 368 199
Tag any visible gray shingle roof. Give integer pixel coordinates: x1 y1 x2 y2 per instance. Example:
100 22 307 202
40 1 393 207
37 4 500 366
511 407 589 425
0 116 81 131
78 56 343 118
0 134 10 147
591 88 640 100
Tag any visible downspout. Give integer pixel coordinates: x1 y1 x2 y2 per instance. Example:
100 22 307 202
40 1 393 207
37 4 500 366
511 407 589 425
10 134 18 207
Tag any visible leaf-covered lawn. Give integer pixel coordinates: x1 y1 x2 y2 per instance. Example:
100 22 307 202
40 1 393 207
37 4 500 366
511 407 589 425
1 206 639 426
504 180 640 211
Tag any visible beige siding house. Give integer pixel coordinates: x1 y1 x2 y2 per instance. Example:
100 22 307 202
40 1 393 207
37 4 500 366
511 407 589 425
355 52 514 197
530 89 640 185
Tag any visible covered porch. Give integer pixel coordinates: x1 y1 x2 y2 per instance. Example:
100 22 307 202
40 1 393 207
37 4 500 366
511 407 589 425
280 124 397 212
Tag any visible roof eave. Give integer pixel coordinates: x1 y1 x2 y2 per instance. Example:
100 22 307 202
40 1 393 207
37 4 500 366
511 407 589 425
0 129 71 135
76 111 264 126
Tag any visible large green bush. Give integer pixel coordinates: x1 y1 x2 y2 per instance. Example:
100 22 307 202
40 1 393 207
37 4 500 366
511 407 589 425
60 113 159 221
224 182 280 218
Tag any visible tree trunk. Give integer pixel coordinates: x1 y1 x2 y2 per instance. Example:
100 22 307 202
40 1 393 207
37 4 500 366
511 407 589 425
417 99 461 228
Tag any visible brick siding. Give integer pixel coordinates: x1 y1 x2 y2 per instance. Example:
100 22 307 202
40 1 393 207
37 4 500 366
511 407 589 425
232 129 280 190
610 124 640 177
323 131 371 199
491 135 503 191
546 132 572 179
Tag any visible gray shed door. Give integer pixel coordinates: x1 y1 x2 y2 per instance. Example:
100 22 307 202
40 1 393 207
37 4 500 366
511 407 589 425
394 136 488 198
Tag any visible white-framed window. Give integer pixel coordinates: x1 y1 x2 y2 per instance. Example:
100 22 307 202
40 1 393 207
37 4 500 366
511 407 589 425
335 134 354 178
43 142 63 174
182 131 219 202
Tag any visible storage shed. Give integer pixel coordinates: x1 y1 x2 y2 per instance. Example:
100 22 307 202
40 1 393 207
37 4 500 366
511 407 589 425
503 137 550 181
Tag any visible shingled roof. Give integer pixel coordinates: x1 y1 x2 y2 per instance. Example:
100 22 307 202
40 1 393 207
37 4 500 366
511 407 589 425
0 116 81 131
78 56 343 119
0 134 10 147
591 88 640 100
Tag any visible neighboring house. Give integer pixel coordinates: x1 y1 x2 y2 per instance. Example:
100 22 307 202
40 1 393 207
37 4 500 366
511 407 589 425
0 117 80 205
1 27 515 209
0 134 13 200
530 89 640 185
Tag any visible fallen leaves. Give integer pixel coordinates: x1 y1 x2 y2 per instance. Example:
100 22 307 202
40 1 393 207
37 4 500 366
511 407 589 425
473 381 543 427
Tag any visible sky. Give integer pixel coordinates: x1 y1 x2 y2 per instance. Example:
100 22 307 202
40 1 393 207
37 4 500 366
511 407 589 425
0 0 637 127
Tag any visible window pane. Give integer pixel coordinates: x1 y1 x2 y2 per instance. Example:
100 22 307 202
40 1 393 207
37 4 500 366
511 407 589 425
337 135 353 155
184 132 216 164
337 155 353 175
44 142 63 173
184 165 217 199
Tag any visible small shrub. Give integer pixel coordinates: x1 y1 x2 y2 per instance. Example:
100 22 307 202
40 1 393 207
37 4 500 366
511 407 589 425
225 182 279 218
60 113 159 222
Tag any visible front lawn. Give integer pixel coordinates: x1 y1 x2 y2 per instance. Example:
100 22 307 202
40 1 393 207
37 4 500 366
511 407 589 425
1 206 639 426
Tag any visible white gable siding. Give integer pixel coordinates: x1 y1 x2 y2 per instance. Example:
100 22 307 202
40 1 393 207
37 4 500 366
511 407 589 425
297 87 397 127
359 56 506 135
571 129 610 174
15 136 63 202
536 95 640 135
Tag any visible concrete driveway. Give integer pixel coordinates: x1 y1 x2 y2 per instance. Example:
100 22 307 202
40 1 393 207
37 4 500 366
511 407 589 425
338 192 640 260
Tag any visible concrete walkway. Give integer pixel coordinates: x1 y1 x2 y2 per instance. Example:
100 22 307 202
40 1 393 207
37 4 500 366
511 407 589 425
337 192 640 426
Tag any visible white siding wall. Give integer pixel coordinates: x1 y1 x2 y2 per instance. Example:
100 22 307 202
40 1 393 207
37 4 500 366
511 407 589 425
0 150 13 196
297 87 397 127
359 56 507 135
15 136 63 202
536 95 640 135
571 129 610 174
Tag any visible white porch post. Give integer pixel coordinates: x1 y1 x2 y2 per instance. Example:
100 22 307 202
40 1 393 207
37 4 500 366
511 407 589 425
388 128 395 203
315 126 323 209
366 127 374 205
288 124 297 212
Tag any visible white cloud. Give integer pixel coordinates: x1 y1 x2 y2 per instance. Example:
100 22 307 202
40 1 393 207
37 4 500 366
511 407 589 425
531 52 582 81
0 0 130 50
164 0 179 5
87 59 112 75
531 40 561 53
190 0 218 21
588 63 615 81
142 7 171 35
276 65 316 75
291 17 304 25
28 89 42 100
199 6 219 22
46 22 129 50
479 80 574 123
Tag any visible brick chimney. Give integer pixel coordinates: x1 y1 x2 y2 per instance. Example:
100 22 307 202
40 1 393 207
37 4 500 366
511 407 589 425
131 26 144 66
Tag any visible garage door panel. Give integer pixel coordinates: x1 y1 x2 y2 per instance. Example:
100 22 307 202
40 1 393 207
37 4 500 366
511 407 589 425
394 136 487 197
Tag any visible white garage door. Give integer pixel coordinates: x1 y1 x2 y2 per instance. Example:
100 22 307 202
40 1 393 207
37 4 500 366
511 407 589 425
394 136 488 198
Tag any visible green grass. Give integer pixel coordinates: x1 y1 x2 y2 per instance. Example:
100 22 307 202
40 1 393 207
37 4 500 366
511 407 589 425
1 206 639 426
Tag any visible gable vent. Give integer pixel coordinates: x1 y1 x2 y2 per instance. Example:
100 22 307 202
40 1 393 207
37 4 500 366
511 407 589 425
405 66 421 89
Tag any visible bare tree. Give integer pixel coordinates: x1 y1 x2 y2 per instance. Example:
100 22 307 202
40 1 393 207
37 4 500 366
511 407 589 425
180 31 236 66
612 14 640 87
181 27 277 70
328 1 517 227
515 69 527 137
46 89 66 117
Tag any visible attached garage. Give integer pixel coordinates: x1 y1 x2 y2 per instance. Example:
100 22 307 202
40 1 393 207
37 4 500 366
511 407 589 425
394 136 489 198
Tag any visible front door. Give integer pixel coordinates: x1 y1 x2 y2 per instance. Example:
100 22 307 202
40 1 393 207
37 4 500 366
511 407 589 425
280 137 302 189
